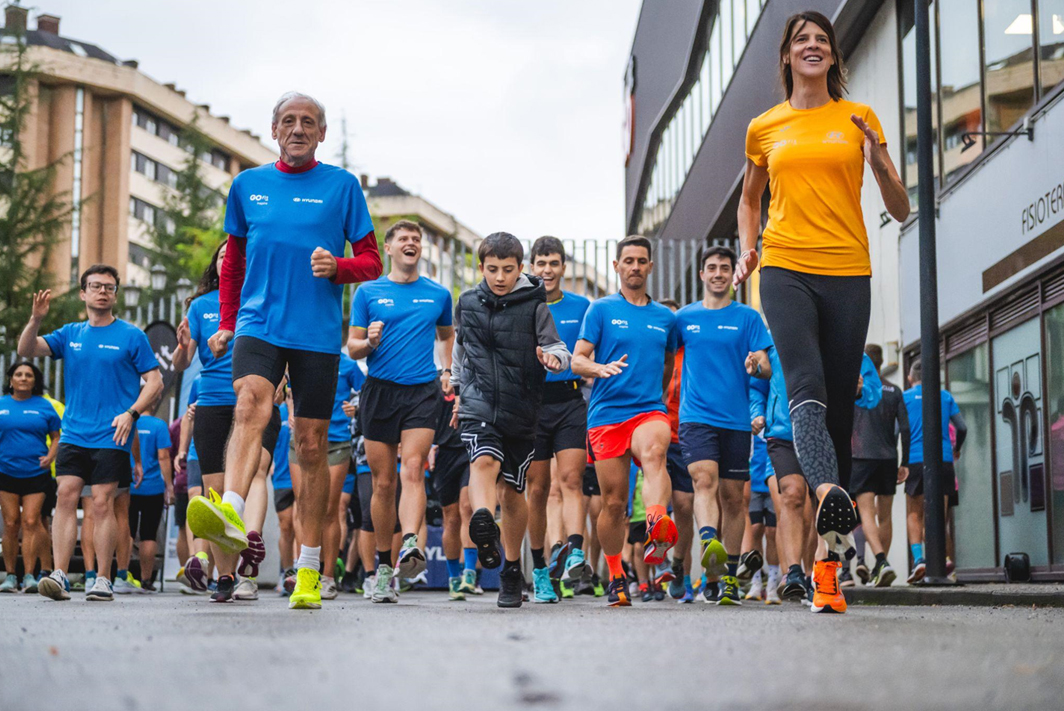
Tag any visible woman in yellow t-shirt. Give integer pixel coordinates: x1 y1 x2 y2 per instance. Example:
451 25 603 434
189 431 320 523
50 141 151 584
734 11 909 613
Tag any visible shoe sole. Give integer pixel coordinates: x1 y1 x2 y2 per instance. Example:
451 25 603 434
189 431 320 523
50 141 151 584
113 586 135 595
737 551 764 581
781 583 806 601
237 532 266 577
811 602 846 613
907 566 926 584
561 560 590 585
38 577 69 601
643 516 678 566
765 596 782 605
533 595 559 604
288 596 321 609
371 593 398 603
815 487 859 558
876 569 897 588
717 597 742 606
396 547 427 579
469 510 501 569
0 587 17 593
185 557 209 592
700 540 728 578
856 568 871 585
608 595 631 607
549 542 573 580
187 497 248 553
86 591 114 602
233 591 259 601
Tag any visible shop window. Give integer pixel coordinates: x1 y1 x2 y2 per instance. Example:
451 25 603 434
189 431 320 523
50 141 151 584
1039 0 1064 94
938 0 983 181
992 317 1049 566
1043 302 1064 563
984 0 1037 139
900 1 939 210
947 344 996 568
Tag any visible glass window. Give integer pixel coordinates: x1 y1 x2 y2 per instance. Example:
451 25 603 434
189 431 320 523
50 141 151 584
710 17 723 111
145 118 156 135
700 53 710 130
733 0 746 65
720 0 734 91
938 0 983 181
983 0 1036 139
1043 302 1064 564
948 345 997 568
130 152 137 173
1039 0 1064 95
747 0 761 34
900 1 939 210
992 317 1049 566
144 158 155 181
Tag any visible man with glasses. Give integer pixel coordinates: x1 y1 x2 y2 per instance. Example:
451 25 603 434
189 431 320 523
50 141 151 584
19 265 163 601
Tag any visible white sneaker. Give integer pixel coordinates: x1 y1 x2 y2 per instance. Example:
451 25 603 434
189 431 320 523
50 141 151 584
371 566 398 603
320 577 338 600
113 576 137 595
233 578 259 600
396 539 427 579
744 574 764 601
86 576 114 601
363 574 376 599
38 570 70 601
765 585 782 605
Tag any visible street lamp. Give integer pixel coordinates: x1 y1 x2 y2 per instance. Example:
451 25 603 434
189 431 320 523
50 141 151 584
123 283 141 309
150 264 167 292
175 277 193 305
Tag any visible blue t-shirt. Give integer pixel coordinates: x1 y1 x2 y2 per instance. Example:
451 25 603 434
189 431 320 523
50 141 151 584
330 352 366 442
224 163 376 354
350 276 453 385
130 415 171 496
272 404 292 489
750 436 773 493
186 290 235 406
186 378 199 462
43 319 159 452
0 395 62 478
546 291 591 383
676 301 772 431
578 294 677 429
903 384 960 464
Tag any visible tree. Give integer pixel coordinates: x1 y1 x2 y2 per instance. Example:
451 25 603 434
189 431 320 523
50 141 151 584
0 11 82 351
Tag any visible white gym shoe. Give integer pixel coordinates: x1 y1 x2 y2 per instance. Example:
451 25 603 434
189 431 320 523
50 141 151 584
320 577 338 600
233 577 259 600
363 574 376 599
113 576 137 595
371 566 398 603
744 573 764 601
86 576 114 601
38 570 70 601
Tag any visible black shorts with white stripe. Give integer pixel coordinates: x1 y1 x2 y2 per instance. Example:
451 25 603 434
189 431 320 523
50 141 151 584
459 420 535 494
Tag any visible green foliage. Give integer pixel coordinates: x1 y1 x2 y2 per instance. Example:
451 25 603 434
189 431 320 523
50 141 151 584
0 19 83 351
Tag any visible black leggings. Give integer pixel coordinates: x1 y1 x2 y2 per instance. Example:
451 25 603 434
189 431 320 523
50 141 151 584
759 267 870 493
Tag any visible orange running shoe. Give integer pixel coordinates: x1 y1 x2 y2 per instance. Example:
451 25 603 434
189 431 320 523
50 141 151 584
606 576 631 607
811 559 847 614
643 513 678 566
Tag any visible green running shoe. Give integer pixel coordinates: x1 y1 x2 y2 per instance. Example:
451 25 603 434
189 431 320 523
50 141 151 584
700 537 728 578
449 576 466 601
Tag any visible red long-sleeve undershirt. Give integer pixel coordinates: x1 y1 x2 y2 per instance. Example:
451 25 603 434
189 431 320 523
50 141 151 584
217 159 383 332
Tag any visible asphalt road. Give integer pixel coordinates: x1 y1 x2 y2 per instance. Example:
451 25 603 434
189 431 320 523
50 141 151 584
2 590 1062 710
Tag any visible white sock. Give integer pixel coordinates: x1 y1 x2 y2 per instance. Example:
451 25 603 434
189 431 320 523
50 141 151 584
751 569 762 584
297 545 321 572
222 491 245 517
767 564 781 587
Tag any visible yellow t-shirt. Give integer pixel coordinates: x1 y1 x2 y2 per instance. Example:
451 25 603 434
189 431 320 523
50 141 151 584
745 99 885 277
43 394 64 478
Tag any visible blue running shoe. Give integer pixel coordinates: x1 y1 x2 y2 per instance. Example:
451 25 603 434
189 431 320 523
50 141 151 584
678 580 695 603
533 567 558 603
668 572 685 599
561 548 588 585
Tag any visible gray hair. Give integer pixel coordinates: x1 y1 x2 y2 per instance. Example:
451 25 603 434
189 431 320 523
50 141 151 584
271 91 327 128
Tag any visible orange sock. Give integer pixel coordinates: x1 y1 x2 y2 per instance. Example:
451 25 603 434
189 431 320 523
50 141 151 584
605 554 624 579
646 504 667 522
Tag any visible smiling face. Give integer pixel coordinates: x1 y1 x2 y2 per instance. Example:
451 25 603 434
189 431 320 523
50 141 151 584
385 227 423 270
785 19 834 85
9 365 36 395
531 252 566 295
479 255 522 296
271 97 325 164
614 244 652 291
700 254 733 299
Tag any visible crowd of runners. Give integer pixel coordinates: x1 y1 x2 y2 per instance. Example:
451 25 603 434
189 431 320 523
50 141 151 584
1 12 968 614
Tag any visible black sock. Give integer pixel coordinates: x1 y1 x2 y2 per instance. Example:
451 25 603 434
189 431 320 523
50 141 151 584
531 548 546 570
875 552 887 564
378 550 392 568
789 563 803 577
567 534 584 551
503 559 522 575
672 558 684 576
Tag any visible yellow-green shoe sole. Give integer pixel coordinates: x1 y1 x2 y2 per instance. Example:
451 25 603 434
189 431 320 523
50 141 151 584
288 593 322 610
701 539 728 578
186 497 247 553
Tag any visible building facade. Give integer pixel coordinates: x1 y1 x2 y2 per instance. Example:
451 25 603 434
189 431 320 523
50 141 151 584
626 0 1064 580
5 6 276 290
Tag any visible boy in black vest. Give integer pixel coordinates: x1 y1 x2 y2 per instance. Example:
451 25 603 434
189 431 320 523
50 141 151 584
449 232 572 608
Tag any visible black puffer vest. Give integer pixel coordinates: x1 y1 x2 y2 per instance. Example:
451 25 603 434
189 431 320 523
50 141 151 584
457 276 546 438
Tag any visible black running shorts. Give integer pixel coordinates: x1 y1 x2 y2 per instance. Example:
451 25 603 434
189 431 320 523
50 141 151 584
532 388 588 461
55 443 132 487
905 462 958 507
128 493 165 541
432 445 470 507
766 438 803 482
274 487 294 513
850 458 898 497
460 420 535 494
358 376 441 445
231 335 338 420
666 442 692 494
194 404 281 474
628 520 647 545
0 471 53 496
678 423 751 481
582 463 600 497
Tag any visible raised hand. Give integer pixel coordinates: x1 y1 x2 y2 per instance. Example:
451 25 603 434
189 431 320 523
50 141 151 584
31 290 51 321
851 114 886 170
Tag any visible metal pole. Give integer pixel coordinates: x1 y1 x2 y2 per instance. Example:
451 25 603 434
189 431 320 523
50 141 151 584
915 0 950 584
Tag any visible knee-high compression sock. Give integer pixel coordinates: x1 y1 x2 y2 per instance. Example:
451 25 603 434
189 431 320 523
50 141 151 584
463 548 478 572
790 401 839 493
446 558 463 578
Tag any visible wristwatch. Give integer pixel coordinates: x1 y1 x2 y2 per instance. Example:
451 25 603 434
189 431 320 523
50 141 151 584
127 408 141 421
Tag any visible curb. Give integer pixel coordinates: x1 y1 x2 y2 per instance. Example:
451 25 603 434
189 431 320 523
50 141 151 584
845 587 1064 608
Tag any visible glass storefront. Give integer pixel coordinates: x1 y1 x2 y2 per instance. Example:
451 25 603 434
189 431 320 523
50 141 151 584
1043 302 1064 564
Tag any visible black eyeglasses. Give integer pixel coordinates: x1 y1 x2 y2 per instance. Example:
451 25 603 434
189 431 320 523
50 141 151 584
85 283 118 293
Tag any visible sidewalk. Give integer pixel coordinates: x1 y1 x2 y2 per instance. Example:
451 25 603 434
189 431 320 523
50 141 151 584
845 582 1064 608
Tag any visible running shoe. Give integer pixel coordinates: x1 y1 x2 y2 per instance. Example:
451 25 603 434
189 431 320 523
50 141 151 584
86 576 114 602
127 571 142 589
907 558 927 584
113 576 137 595
780 569 806 601
873 561 897 588
186 488 248 554
591 574 605 598
497 565 523 609
561 548 589 585
320 577 339 600
363 574 376 599
0 573 17 593
606 575 631 607
549 541 572 581
815 485 858 559
744 574 764 601
838 566 855 588
340 572 362 595
458 569 477 595
448 576 465 601
668 574 686 600
700 537 728 578
532 567 558 603
469 507 501 569
397 537 427 579
855 560 870 585
237 530 266 579
371 565 398 603
737 550 764 581
210 575 235 603
717 575 742 606
560 580 575 598
653 585 665 602
678 582 695 603
184 553 210 592
233 577 259 600
283 568 297 594
335 557 345 583
140 582 158 594
176 566 190 587
765 585 782 605
38 570 70 601
642 513 678 566
289 568 322 610
640 583 653 603
811 559 846 614
21 573 38 594
653 562 675 587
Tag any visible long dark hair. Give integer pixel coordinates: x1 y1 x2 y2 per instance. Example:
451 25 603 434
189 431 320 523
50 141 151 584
187 240 226 308
779 11 847 101
4 361 44 396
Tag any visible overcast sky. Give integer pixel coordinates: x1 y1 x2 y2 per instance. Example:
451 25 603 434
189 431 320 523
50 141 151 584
41 0 644 242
